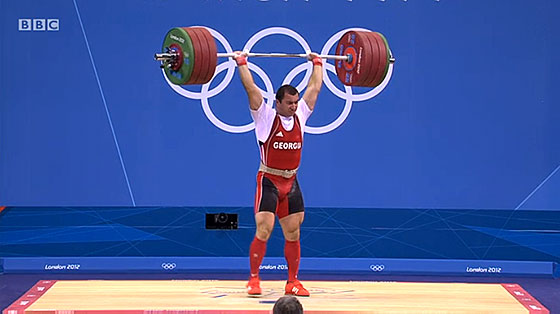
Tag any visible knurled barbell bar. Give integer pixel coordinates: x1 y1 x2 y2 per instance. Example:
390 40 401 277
155 27 395 88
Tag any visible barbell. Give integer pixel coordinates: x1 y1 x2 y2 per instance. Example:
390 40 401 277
155 27 395 87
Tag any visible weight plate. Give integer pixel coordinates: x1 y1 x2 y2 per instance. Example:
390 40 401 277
194 28 212 84
162 27 195 85
184 27 205 85
335 30 373 86
377 32 392 87
198 27 217 84
360 31 382 87
358 31 380 87
368 32 388 88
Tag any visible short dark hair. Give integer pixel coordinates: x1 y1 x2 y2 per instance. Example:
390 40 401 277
272 295 303 314
276 85 299 102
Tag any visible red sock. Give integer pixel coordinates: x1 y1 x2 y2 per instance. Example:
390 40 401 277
284 240 300 282
249 237 267 278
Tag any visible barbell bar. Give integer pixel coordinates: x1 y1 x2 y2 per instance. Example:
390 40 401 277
156 52 354 62
156 27 395 87
219 52 355 60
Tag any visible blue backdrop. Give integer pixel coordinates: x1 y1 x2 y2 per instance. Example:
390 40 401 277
1 1 560 272
1 0 559 209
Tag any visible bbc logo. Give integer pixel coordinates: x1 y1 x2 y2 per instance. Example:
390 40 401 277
18 19 60 31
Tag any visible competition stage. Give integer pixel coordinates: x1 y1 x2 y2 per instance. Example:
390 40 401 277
3 279 549 313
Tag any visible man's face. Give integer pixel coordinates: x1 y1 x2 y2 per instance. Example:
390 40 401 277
276 92 299 117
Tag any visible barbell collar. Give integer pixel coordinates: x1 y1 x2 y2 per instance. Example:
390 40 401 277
155 52 179 61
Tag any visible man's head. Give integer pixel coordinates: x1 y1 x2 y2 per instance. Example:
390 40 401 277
272 295 303 314
275 85 299 117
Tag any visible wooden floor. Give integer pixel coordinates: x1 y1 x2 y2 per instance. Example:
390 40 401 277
4 280 548 313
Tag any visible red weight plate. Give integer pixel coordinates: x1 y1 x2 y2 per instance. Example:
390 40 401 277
370 32 389 88
198 27 217 84
354 31 375 86
183 27 204 84
360 31 380 87
342 46 358 72
188 27 208 84
374 32 388 87
197 28 212 84
335 31 373 86
358 31 380 87
377 32 392 86
335 31 352 85
190 28 210 84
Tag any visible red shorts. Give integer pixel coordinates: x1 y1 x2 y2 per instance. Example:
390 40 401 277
254 171 304 219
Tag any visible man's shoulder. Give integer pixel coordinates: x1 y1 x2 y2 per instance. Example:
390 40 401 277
251 102 274 118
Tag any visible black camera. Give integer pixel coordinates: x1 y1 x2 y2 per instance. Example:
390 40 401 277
205 213 238 230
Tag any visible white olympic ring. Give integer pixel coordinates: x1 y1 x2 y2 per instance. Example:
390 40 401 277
161 262 177 270
162 27 394 135
370 264 385 272
245 27 313 93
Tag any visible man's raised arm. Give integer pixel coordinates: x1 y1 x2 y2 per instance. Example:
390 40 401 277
302 53 323 111
234 52 263 110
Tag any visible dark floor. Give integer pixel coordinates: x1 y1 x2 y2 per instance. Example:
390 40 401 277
1 273 559 312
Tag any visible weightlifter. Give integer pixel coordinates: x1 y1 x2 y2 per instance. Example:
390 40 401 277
233 51 323 297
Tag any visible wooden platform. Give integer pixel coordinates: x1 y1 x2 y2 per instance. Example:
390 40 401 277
3 280 549 313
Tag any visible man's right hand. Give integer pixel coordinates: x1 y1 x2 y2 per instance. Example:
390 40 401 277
233 51 248 66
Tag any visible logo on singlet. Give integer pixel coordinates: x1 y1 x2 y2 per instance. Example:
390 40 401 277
273 142 301 150
275 131 284 137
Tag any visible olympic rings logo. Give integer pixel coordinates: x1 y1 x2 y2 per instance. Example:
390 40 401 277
370 264 385 272
161 262 177 270
162 27 394 135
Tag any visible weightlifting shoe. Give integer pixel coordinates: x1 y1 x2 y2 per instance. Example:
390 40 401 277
285 279 310 296
246 276 262 296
